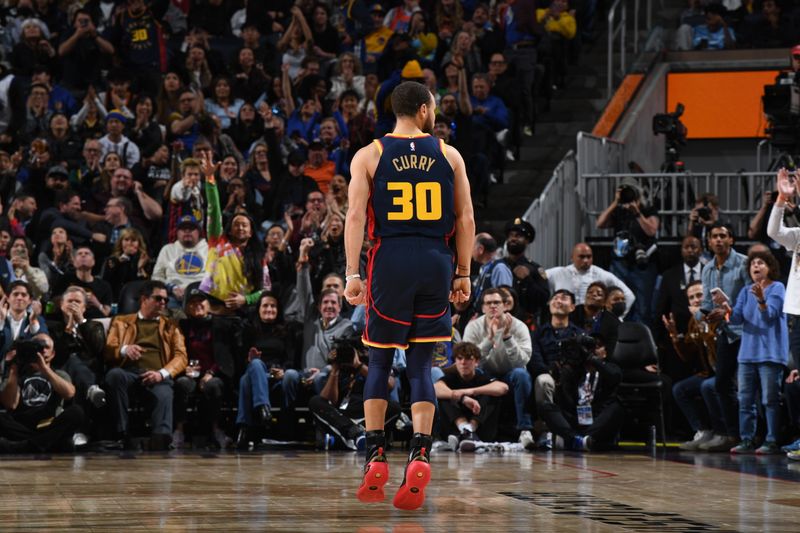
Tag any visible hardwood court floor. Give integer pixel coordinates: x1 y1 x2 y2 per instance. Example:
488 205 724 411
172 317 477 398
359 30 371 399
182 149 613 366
1 449 799 532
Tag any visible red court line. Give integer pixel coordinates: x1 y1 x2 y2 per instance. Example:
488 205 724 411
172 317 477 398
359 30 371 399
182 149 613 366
530 455 619 480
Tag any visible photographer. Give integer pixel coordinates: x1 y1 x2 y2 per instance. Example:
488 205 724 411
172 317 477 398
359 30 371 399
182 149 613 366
539 335 624 451
308 338 401 450
433 342 509 452
688 193 719 258
596 181 660 323
0 334 85 453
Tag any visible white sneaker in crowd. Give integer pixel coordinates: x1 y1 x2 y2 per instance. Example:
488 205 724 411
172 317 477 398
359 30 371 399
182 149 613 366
680 430 714 451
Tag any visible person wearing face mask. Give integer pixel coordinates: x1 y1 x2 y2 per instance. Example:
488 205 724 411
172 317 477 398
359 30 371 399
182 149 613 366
173 287 238 450
664 280 720 451
546 242 634 318
502 218 550 326
605 286 627 320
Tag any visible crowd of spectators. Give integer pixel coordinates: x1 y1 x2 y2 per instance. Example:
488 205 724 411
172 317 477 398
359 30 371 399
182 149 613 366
0 0 798 458
674 0 800 51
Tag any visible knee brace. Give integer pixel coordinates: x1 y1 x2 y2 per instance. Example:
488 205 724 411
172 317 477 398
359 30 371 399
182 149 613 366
363 347 394 401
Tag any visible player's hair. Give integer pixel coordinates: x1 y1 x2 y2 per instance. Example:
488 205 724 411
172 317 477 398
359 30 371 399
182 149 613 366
391 81 432 118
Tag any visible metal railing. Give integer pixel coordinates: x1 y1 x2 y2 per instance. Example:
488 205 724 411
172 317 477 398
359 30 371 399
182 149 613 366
581 172 777 239
756 139 772 172
607 0 628 100
576 132 627 178
607 0 654 99
522 151 580 268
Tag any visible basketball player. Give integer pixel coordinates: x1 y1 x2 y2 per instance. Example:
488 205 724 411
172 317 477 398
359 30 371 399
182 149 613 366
344 81 475 510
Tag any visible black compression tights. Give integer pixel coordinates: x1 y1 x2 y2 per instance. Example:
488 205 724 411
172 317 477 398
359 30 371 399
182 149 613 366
363 343 435 404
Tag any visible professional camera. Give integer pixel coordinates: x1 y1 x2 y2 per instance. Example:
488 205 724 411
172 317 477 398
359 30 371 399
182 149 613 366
612 229 654 268
653 103 687 141
653 103 688 172
12 338 47 369
558 334 598 367
618 184 639 205
326 336 365 371
696 198 711 221
763 77 800 156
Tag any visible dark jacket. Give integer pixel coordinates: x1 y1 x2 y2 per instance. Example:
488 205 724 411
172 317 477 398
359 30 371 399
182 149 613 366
179 315 240 380
504 255 551 325
570 306 620 356
527 322 583 377
553 357 622 413
48 319 107 373
241 318 296 374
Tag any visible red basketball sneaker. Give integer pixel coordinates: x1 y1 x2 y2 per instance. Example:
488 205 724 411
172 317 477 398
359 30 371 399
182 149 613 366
392 447 431 511
357 447 389 503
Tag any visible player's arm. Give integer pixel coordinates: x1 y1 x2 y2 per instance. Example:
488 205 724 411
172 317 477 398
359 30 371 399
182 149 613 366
447 144 476 301
343 145 375 305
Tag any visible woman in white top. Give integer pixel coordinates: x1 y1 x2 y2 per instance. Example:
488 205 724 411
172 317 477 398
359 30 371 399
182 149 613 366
767 168 800 458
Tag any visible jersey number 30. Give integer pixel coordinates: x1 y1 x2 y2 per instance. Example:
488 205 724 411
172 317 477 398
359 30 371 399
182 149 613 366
387 182 442 221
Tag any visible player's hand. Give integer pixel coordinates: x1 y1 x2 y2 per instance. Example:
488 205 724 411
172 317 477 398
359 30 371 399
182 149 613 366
344 278 365 306
449 277 470 304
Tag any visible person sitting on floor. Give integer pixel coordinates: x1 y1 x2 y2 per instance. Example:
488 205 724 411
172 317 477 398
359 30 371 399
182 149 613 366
433 342 509 452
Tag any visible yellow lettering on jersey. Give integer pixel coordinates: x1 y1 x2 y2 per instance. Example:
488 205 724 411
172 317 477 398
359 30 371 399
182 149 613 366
131 28 148 42
390 156 437 172
387 182 414 220
386 181 443 221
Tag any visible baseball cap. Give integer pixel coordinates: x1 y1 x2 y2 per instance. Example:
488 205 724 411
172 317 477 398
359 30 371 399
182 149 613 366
106 109 128 123
308 138 325 150
371 4 385 13
504 217 535 242
177 215 200 230
46 165 69 179
183 283 209 310
288 150 307 166
185 286 208 301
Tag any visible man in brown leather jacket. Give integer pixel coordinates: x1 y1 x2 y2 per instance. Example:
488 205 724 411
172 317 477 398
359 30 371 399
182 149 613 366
104 280 187 449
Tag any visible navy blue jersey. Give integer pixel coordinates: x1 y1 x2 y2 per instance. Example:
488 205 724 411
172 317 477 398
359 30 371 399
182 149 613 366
368 134 455 240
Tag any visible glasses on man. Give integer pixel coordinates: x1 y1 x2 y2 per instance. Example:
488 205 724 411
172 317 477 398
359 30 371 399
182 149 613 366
308 197 324 203
483 299 504 307
150 295 169 303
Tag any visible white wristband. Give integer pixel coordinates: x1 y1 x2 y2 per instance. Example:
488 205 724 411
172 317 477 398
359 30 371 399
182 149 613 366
345 274 361 282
